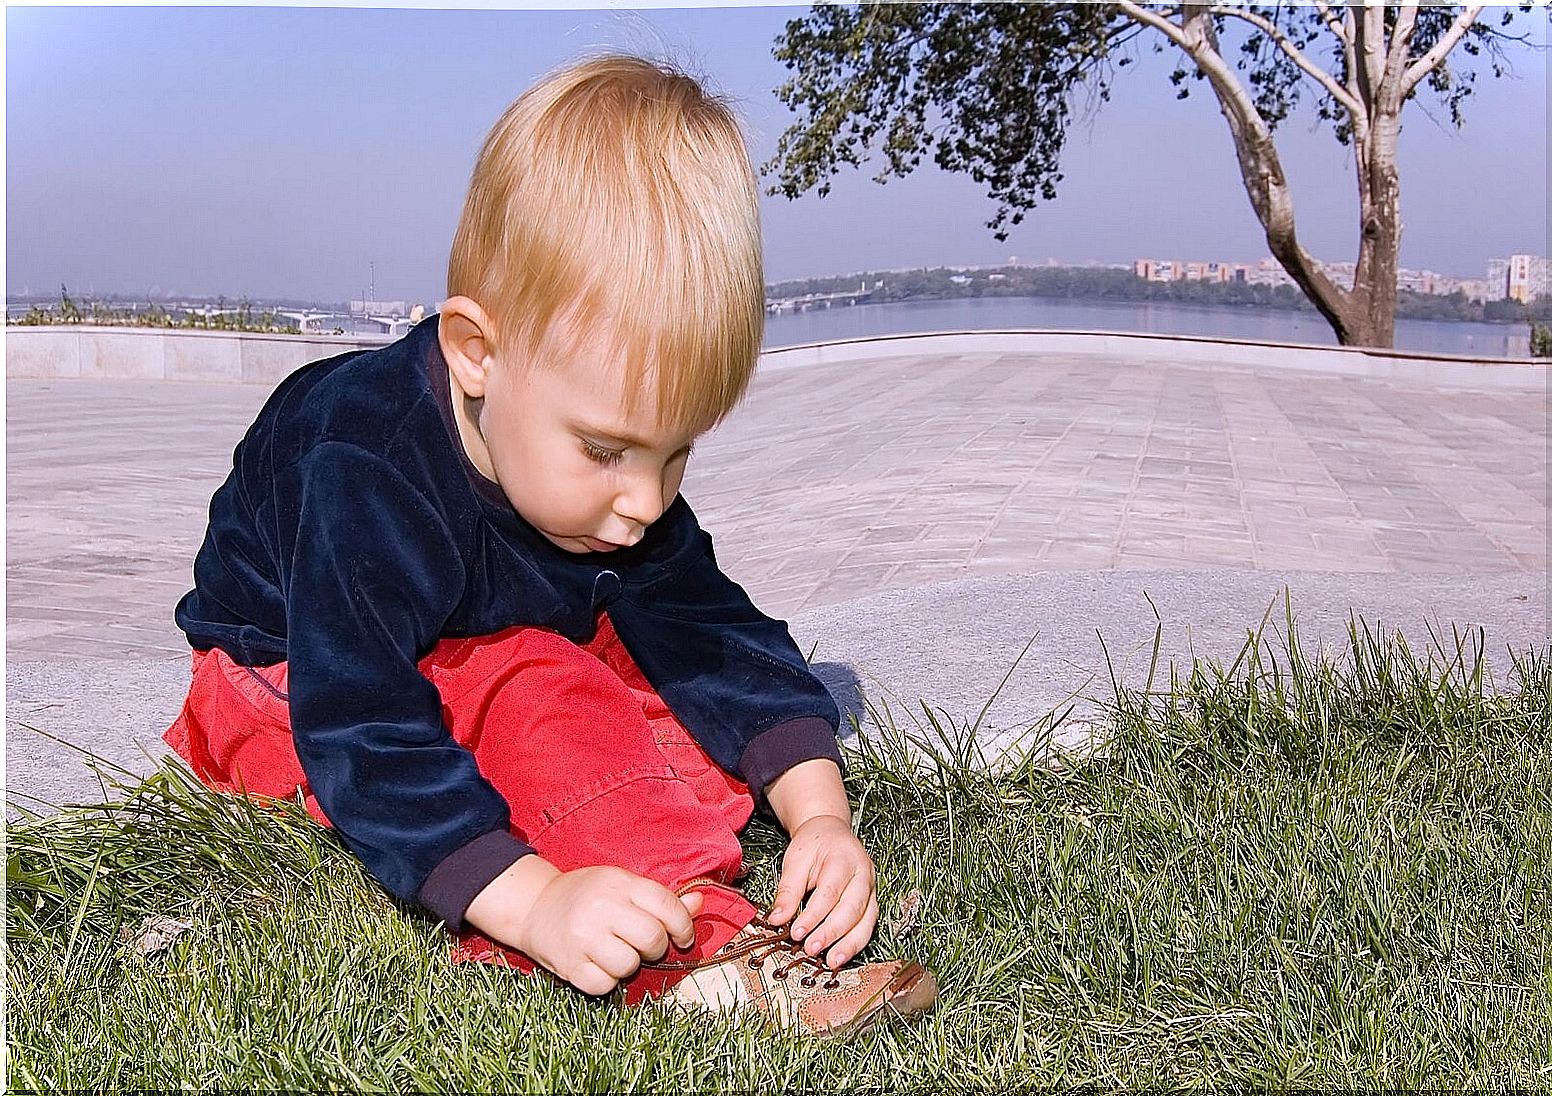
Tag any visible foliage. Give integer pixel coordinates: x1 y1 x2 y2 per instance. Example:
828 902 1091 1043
765 3 1539 348
766 3 1535 240
9 602 1552 1089
1531 321 1552 358
57 282 82 323
9 293 298 334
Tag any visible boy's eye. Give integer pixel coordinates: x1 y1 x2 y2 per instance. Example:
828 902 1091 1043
581 439 624 465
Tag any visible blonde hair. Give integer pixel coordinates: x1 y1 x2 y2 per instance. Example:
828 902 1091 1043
446 54 764 434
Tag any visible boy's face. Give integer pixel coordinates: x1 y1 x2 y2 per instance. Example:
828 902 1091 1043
479 343 702 555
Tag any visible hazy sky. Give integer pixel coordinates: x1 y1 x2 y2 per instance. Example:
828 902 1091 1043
6 3 1547 306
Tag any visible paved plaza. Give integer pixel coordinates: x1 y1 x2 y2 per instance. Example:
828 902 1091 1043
7 345 1549 808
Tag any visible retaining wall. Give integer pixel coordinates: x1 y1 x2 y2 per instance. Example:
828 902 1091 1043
4 326 393 386
6 323 1545 392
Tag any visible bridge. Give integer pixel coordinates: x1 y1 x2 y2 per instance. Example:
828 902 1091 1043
276 311 416 336
765 285 876 314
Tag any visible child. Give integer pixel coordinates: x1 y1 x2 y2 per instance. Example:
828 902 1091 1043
163 54 936 1039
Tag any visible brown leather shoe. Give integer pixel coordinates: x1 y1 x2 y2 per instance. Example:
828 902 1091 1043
648 913 938 1040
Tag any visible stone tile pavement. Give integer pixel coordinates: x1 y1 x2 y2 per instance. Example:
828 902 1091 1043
6 351 1547 664
7 346 1549 809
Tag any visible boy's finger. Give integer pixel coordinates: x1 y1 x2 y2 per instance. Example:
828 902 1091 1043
675 890 704 947
570 960 620 998
824 894 880 969
768 856 813 925
803 872 872 955
591 935 645 982
613 909 672 961
635 881 699 949
790 870 848 940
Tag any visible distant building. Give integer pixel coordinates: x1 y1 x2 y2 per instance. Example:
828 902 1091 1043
1313 260 1355 292
1506 254 1549 303
1456 278 1498 303
1487 257 1510 293
1240 259 1296 288
1129 253 1532 298
1483 254 1548 301
1397 268 1446 294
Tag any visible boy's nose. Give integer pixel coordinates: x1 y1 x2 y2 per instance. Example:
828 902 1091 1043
613 473 665 534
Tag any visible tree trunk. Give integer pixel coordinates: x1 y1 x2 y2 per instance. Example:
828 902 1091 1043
1345 109 1404 348
1135 1 1439 349
1166 4 1357 342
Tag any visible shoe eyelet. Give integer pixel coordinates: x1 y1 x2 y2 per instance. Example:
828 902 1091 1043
824 978 841 989
747 956 764 969
772 969 788 980
800 975 817 988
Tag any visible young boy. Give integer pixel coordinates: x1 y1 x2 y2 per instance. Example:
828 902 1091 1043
163 54 936 1038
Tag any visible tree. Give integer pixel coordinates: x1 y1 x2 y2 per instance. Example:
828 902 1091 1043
58 282 81 324
765 2 1541 348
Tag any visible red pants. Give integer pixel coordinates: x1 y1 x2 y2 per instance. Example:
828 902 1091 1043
164 611 758 1003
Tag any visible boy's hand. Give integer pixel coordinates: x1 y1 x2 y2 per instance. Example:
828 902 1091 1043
466 859 702 996
767 814 879 969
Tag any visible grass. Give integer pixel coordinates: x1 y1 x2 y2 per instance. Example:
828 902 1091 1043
8 597 1552 1090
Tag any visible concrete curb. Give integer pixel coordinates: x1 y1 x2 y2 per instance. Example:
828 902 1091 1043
760 329 1548 391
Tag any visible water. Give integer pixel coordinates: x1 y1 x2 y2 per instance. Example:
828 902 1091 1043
6 296 1533 357
762 296 1535 358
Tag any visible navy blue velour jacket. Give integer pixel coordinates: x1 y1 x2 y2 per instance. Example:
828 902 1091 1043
175 313 842 930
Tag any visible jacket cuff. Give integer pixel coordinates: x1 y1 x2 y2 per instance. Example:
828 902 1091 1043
739 716 845 815
416 829 535 932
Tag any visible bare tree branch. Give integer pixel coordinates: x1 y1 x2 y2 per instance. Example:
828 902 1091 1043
1401 4 1487 96
1209 5 1365 118
1313 0 1351 46
1366 4 1390 91
1381 2 1420 95
1357 3 1387 110
1321 1 1363 119
1114 0 1190 50
1119 1 1274 150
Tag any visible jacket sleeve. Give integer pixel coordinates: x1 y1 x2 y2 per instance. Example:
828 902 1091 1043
277 441 533 926
607 500 844 812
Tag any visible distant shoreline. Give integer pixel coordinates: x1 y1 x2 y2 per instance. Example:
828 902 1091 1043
8 266 1548 333
760 294 1541 358
765 266 1551 329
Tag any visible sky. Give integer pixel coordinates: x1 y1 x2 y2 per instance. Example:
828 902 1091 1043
5 2 1548 307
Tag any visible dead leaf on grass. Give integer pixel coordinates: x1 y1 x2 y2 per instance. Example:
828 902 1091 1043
118 915 193 957
887 888 924 940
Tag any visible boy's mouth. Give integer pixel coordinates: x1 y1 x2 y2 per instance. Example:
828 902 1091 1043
581 536 623 553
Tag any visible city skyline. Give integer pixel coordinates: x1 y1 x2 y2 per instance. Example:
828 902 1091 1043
6 5 1547 306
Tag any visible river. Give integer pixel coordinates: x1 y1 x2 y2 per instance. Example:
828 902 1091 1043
762 296 1535 358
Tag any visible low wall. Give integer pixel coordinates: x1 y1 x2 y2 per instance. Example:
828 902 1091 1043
760 329 1547 391
5 323 1545 392
4 326 393 386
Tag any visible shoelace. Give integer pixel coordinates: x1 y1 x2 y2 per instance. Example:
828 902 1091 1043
639 879 843 990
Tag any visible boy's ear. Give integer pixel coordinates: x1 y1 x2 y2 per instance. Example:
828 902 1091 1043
438 296 498 399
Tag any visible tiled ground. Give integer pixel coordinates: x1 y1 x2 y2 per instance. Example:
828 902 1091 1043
6 351 1546 662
